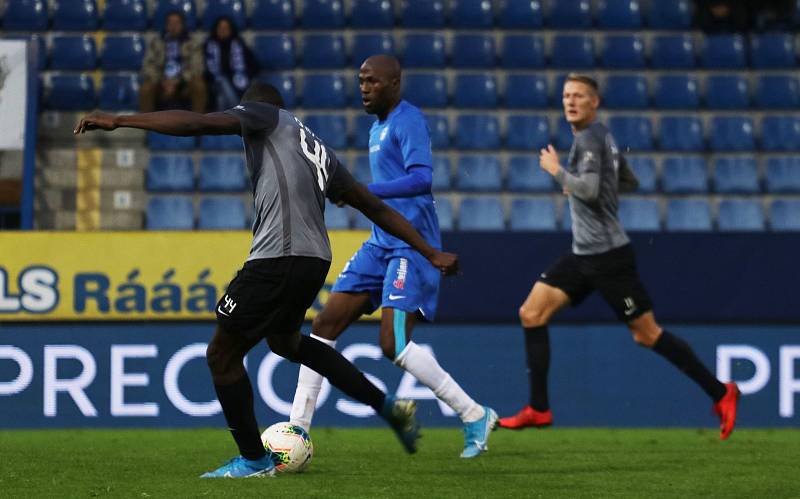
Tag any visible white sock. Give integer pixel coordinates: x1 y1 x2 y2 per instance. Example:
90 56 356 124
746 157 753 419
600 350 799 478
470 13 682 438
289 333 336 431
395 341 485 423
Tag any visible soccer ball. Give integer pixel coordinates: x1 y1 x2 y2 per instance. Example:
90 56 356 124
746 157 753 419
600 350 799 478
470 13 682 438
260 422 313 473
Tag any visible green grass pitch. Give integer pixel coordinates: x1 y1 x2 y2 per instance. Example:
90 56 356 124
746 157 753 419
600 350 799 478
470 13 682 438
2 427 798 498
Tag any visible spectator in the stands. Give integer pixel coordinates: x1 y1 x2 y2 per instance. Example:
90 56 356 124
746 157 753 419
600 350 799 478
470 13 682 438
203 16 259 111
696 0 749 32
139 10 207 113
748 0 795 31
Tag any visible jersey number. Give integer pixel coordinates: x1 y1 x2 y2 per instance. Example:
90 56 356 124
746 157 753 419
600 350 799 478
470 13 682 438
299 128 329 191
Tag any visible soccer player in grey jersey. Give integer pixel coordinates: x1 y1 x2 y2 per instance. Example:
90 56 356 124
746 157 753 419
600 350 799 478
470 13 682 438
498 74 740 439
74 83 459 478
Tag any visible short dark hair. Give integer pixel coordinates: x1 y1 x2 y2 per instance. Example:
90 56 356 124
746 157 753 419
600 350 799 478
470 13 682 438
564 73 599 95
241 82 285 108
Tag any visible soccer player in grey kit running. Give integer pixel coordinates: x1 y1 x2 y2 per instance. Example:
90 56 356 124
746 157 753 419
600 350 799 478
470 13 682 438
498 74 741 439
74 82 459 477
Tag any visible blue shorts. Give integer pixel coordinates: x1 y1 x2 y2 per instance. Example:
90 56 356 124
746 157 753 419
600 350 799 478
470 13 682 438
331 242 440 321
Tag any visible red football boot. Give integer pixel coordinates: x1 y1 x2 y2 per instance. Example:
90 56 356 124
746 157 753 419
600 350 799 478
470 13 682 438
713 382 740 440
498 405 553 429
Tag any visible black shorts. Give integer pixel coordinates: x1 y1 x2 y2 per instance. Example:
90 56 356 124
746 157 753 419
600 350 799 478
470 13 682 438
540 244 653 322
215 256 330 339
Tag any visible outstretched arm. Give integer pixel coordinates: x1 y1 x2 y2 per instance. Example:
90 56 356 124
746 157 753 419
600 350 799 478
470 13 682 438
73 110 241 136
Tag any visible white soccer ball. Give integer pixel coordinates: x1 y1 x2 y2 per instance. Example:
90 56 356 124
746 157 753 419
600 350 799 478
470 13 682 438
260 422 313 473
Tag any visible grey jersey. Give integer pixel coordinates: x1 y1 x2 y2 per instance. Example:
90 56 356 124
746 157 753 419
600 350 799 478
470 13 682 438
562 121 629 255
225 102 356 262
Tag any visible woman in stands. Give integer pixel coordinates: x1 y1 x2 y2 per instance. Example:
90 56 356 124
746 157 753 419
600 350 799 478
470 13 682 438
203 16 259 111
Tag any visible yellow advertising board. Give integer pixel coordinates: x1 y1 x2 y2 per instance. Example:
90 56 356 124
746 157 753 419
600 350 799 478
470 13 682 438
0 231 377 321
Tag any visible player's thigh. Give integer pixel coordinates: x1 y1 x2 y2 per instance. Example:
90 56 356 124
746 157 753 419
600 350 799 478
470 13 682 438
312 291 374 341
379 306 419 360
206 324 263 382
520 253 587 326
519 281 571 326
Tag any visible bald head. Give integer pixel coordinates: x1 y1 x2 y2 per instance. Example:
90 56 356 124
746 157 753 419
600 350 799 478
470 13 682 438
359 55 402 119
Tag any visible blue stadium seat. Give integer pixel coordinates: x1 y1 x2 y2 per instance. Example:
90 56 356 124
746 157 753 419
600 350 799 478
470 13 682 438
713 157 759 194
403 73 447 108
426 114 450 149
456 156 503 191
452 34 495 68
351 33 395 68
504 75 547 109
101 35 145 71
659 116 704 151
352 155 372 184
203 0 246 30
253 35 295 71
710 116 755 152
666 199 712 231
750 34 796 69
200 135 243 150
651 35 695 69
627 157 657 193
250 0 295 29
352 114 374 149
766 157 800 192
704 75 749 110
755 75 800 109
555 119 574 151
498 0 543 28
551 35 595 69
401 34 445 68
400 0 445 27
608 116 653 151
456 115 500 150
302 34 345 69
435 197 454 230
600 35 645 69
701 35 746 69
147 155 195 192
654 75 699 109
619 198 660 231
303 114 348 150
2 0 48 30
262 73 296 109
451 0 494 28
507 155 554 192
761 116 800 151
198 156 247 192
662 157 708 193
597 0 642 29
302 74 347 109
53 0 98 30
146 196 194 230
549 0 592 28
506 115 549 150
302 0 345 28
458 197 505 230
510 197 557 231
152 0 197 31
770 199 800 231
646 0 691 29
198 197 247 230
718 200 765 232
454 74 497 109
102 0 148 31
147 132 195 150
603 75 648 109
99 74 140 110
501 35 545 69
46 75 95 111
325 201 350 229
432 156 451 190
51 35 96 71
351 0 394 27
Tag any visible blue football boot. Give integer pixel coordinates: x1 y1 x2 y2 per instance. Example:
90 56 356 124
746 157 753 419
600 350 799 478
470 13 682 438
200 454 275 478
460 406 498 458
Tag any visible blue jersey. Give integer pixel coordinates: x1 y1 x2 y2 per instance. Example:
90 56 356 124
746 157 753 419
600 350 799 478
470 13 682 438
366 100 441 250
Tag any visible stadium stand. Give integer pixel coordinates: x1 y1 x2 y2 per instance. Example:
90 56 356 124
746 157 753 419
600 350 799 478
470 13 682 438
197 196 247 230
102 0 148 31
458 197 505 230
509 197 557 231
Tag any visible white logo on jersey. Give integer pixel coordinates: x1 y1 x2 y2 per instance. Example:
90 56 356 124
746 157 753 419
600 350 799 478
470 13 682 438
380 127 389 141
234 105 245 110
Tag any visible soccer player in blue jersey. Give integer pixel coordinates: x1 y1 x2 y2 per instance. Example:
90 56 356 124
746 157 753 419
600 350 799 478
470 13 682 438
289 55 497 458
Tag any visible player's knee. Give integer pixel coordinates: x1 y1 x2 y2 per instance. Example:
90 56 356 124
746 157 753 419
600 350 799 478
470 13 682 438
629 326 658 348
519 305 548 328
311 313 339 341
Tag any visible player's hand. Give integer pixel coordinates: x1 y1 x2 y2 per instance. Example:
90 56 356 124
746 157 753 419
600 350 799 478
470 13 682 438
429 251 459 276
539 145 561 176
74 112 118 135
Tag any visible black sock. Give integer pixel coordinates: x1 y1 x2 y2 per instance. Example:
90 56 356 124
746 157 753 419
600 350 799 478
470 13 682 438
652 330 727 402
214 374 266 460
296 335 386 414
524 325 550 412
